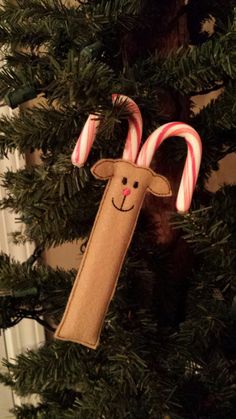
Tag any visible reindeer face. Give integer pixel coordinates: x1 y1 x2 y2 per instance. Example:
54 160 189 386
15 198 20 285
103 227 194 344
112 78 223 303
92 159 172 215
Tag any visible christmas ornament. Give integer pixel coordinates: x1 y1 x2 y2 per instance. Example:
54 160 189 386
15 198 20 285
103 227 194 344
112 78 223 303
55 95 202 349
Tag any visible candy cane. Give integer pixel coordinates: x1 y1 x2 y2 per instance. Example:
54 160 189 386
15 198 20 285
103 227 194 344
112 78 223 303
71 114 100 167
71 95 143 167
112 94 143 162
136 122 202 213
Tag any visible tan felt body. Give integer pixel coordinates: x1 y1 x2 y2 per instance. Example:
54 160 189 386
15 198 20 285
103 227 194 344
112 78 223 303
55 159 171 348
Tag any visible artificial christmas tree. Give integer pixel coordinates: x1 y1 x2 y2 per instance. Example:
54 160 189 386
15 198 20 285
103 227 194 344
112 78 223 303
0 0 236 418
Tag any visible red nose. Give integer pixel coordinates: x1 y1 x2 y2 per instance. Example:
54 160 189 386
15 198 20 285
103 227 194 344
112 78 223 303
122 187 131 196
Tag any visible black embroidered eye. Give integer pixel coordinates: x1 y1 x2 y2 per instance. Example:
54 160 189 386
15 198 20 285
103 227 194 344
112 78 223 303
133 181 139 188
122 177 128 185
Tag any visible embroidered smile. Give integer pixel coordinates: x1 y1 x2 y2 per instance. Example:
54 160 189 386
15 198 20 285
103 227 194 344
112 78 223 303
112 197 134 212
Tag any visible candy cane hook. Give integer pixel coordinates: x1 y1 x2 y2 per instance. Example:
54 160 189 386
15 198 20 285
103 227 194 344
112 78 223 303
112 94 143 162
72 95 143 167
137 122 202 213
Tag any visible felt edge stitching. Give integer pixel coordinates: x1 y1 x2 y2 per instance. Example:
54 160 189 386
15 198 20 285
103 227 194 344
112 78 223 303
92 159 115 180
54 178 112 347
148 174 172 196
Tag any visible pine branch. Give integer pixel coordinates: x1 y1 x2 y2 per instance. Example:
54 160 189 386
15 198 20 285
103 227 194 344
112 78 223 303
0 252 75 324
0 323 178 418
45 54 115 106
192 81 236 135
0 157 103 246
0 105 83 156
134 13 236 95
189 82 236 178
0 53 54 101
11 403 65 419
0 0 89 49
86 0 143 17
172 187 236 296
189 82 224 96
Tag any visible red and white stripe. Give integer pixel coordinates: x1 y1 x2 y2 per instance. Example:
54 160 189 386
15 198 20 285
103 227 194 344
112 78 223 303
137 122 202 213
112 94 143 162
71 114 100 167
72 95 143 167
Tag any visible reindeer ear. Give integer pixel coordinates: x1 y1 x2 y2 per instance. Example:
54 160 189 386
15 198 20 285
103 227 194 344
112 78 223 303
148 173 172 197
91 159 115 180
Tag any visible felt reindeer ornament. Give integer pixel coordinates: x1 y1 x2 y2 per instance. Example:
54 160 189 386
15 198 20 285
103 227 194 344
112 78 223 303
55 95 202 349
